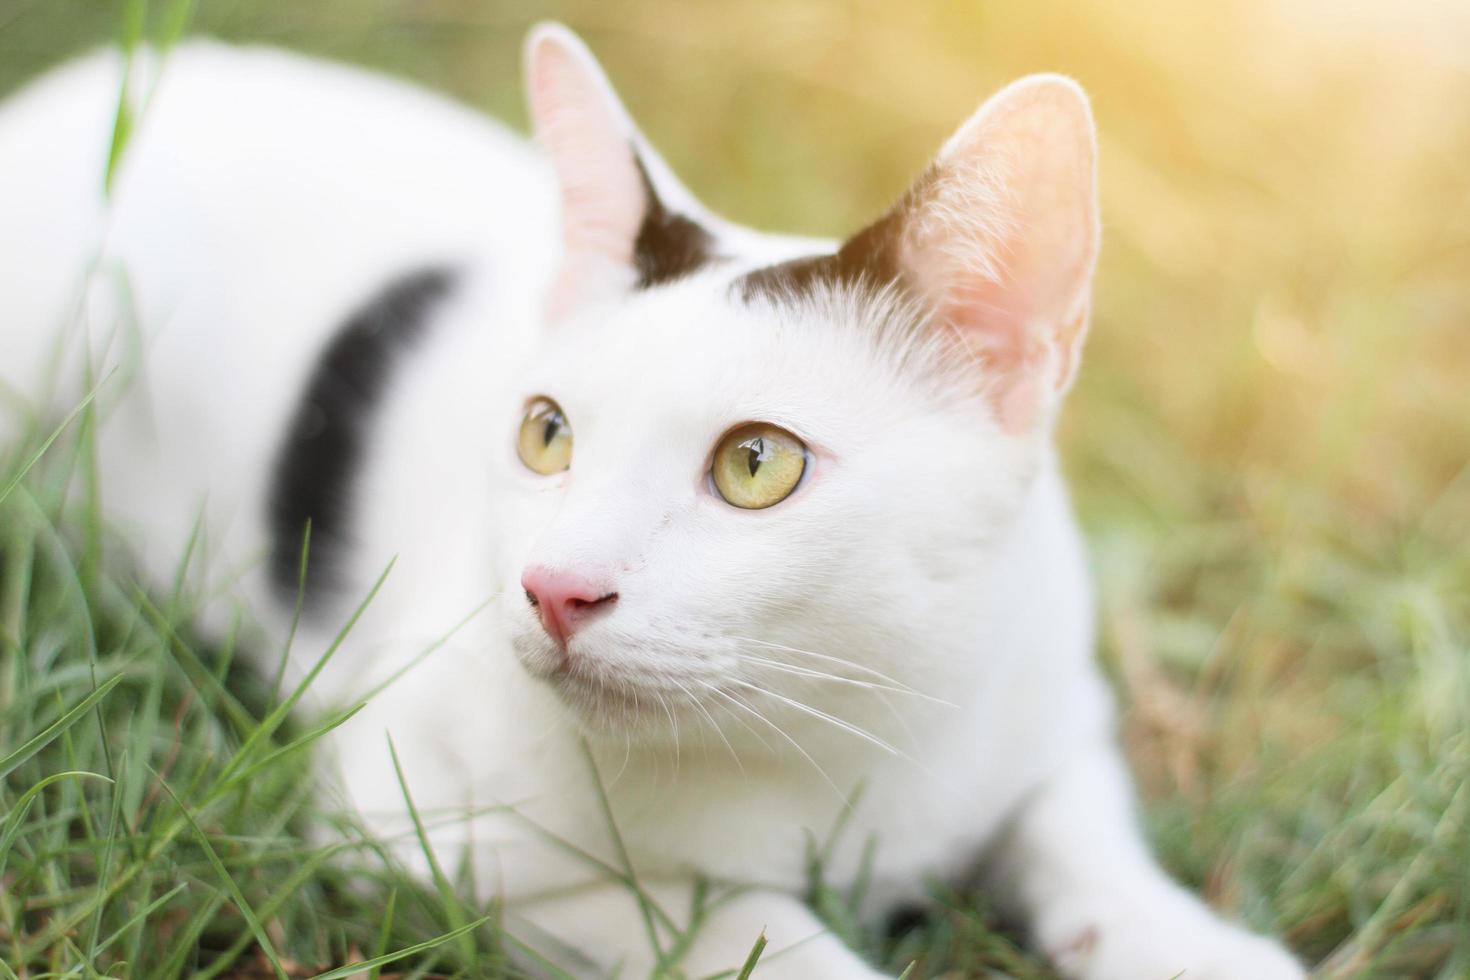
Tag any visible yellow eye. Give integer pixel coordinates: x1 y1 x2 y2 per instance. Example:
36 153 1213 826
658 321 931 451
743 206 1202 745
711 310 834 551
517 397 573 475
712 423 807 510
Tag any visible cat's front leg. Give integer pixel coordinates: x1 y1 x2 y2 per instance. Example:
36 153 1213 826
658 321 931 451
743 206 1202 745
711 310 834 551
510 879 888 979
991 742 1305 980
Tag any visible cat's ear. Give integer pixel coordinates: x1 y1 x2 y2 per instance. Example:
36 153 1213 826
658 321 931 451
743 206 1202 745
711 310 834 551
894 75 1099 433
524 23 711 317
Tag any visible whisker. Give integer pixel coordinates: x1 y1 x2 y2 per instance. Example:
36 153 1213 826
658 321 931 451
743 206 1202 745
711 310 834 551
727 635 930 697
616 729 632 785
755 655 926 762
596 674 635 786
670 677 743 775
733 652 957 707
700 685 775 754
730 636 948 755
695 681 844 797
655 687 681 775
731 679 906 761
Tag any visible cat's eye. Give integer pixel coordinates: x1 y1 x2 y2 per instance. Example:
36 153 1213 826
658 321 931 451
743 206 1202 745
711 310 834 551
711 423 807 510
517 397 573 475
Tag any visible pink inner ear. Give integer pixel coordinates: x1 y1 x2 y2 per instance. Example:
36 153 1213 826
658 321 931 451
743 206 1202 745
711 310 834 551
901 76 1098 433
940 271 1090 435
526 31 649 316
944 290 1050 434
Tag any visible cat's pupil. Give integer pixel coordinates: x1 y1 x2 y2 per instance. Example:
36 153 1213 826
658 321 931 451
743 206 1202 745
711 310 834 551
745 438 765 477
542 414 561 447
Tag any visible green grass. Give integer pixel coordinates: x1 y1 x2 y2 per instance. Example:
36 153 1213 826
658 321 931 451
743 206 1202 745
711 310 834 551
0 428 512 975
3 0 1469 977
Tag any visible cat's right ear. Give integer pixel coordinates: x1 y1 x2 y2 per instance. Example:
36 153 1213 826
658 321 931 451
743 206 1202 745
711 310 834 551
895 76 1100 434
524 24 651 318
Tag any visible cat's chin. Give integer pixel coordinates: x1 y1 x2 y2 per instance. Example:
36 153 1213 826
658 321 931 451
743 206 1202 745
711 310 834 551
547 671 676 737
511 634 684 737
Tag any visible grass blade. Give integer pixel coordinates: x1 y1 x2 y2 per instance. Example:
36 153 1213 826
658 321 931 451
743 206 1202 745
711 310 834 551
579 739 670 960
88 881 187 959
0 377 108 509
154 769 289 980
0 673 123 782
733 932 767 980
215 558 395 788
368 887 396 980
0 770 113 878
385 732 475 965
307 915 491 980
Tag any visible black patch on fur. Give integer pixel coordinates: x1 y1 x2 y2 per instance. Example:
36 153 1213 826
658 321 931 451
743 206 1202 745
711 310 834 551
268 267 456 609
633 158 715 289
735 166 937 304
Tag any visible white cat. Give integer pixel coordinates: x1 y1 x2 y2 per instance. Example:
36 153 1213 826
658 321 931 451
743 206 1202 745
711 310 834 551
0 24 1306 980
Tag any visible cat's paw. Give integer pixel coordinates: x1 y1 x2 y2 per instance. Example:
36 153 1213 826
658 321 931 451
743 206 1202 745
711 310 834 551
1043 902 1305 980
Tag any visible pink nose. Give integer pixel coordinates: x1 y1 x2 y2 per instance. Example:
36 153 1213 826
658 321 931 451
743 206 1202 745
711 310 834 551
521 566 618 647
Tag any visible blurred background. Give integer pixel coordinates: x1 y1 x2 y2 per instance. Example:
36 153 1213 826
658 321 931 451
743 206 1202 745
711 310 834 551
2 0 1467 975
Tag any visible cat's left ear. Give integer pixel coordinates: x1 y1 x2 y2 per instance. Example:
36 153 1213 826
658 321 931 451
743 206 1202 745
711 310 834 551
524 23 711 317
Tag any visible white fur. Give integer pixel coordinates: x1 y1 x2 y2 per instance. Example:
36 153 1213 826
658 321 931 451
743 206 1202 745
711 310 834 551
0 32 1303 980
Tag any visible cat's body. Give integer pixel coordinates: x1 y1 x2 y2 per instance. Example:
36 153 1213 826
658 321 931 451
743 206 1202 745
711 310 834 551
0 32 1304 979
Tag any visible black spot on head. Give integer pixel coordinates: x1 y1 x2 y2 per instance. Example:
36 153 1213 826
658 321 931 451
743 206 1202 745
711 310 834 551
632 157 716 289
735 165 938 306
268 267 456 611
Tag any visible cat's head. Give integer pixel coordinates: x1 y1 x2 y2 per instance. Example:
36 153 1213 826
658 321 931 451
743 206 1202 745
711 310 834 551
500 25 1098 751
